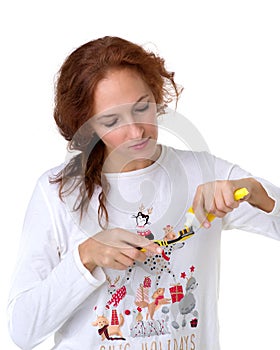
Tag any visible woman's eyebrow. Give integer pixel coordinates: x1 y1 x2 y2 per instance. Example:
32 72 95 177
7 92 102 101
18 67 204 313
134 94 149 104
96 94 150 121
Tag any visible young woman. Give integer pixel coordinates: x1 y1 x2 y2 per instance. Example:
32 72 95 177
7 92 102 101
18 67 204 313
8 36 280 350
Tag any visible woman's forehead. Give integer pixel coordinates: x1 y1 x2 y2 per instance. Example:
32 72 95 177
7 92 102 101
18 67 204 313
93 68 154 113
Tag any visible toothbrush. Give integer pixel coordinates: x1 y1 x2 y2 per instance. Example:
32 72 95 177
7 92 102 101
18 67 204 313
138 187 249 252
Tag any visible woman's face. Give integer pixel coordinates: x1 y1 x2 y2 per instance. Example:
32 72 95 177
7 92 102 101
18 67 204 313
91 68 160 172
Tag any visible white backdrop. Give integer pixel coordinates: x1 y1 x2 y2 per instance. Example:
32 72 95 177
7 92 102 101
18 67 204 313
1 1 279 349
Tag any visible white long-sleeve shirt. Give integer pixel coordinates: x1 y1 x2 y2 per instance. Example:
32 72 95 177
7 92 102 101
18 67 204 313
8 146 280 350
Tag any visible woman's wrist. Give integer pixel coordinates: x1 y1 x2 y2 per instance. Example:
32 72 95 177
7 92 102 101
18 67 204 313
242 178 275 213
78 239 97 273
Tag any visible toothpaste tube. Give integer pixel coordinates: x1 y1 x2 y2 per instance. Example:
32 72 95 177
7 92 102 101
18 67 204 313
185 187 249 231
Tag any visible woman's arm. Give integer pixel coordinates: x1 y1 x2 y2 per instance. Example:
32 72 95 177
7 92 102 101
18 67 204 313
8 180 106 349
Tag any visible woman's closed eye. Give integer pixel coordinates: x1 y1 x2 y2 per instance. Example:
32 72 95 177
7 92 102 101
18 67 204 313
134 101 149 113
104 118 118 128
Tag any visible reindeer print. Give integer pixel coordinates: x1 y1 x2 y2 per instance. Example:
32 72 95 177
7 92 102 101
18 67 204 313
105 275 127 309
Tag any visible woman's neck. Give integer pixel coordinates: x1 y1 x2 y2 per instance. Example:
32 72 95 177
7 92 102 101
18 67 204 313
103 144 162 173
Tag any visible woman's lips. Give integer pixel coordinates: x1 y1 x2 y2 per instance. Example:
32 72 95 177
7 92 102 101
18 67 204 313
129 137 150 150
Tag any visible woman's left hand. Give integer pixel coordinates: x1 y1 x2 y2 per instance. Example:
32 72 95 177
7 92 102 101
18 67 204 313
192 178 275 228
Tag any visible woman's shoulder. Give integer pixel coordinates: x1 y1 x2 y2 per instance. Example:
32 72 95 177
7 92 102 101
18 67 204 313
35 163 65 194
164 145 235 178
38 163 64 180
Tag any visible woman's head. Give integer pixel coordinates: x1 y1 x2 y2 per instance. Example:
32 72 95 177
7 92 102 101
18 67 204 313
91 67 159 172
54 36 180 144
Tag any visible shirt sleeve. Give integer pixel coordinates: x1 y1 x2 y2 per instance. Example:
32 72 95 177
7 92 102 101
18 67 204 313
216 159 280 240
7 178 106 349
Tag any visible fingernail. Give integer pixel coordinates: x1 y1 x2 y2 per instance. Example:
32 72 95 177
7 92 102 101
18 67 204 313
203 221 211 229
156 247 163 254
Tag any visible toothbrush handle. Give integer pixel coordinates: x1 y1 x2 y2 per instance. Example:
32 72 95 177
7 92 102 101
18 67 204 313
233 187 250 200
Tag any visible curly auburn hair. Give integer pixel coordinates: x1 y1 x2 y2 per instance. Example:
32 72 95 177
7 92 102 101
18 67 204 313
51 36 181 228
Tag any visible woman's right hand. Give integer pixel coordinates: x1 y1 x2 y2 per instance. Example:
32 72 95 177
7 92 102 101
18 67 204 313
78 228 162 272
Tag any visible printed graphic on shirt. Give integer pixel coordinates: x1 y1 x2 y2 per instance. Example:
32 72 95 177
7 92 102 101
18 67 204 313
91 309 126 341
105 275 127 310
132 204 154 239
128 265 199 338
91 266 199 344
91 275 128 341
170 266 199 330
91 204 199 346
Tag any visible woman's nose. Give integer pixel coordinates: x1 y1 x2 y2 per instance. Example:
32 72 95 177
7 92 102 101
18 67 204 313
126 121 144 139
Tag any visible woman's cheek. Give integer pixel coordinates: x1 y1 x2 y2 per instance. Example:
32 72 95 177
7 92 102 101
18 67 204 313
102 130 125 150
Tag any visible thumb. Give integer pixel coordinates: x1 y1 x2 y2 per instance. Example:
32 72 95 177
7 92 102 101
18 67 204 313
137 238 163 255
